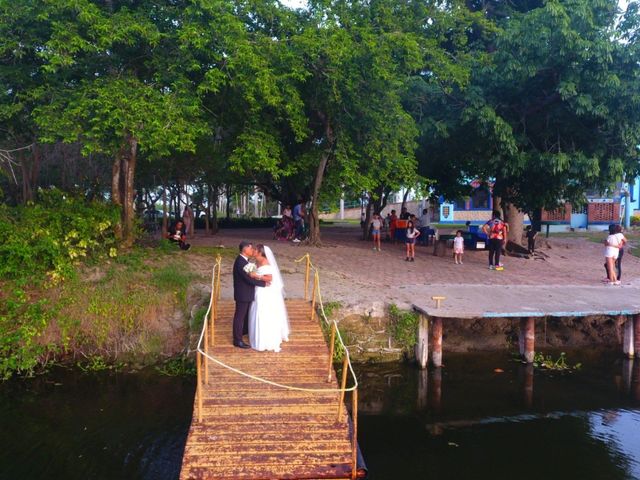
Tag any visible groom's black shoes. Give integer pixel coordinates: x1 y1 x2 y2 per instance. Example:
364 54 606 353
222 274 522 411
234 341 251 349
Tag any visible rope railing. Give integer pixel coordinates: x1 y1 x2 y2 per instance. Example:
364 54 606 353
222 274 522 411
194 252 361 479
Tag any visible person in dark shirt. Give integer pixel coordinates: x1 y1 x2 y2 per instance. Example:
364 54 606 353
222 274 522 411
167 221 191 250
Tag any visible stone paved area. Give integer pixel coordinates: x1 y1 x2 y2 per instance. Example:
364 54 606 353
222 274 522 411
187 225 640 314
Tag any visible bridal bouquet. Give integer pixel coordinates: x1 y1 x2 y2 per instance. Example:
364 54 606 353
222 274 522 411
243 262 256 274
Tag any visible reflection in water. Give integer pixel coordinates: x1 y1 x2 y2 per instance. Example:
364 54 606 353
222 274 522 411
355 351 640 480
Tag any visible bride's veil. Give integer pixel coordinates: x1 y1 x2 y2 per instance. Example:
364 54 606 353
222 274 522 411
264 246 286 298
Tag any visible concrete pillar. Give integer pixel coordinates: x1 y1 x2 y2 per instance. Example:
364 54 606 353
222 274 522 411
431 317 443 368
518 318 526 356
634 314 640 358
277 202 281 216
623 316 635 358
340 197 345 220
416 314 429 370
520 317 535 363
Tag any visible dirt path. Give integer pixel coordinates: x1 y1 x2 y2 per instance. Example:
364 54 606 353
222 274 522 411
185 226 640 315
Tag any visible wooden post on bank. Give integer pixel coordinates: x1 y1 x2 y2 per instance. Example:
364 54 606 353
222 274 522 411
623 315 635 358
310 272 318 322
196 351 203 423
416 314 429 370
431 317 443 368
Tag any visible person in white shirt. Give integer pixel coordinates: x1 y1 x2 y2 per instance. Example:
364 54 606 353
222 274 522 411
604 224 626 285
405 220 420 262
453 229 465 264
371 213 383 251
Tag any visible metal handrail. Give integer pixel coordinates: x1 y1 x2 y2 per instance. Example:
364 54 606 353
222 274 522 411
194 253 361 479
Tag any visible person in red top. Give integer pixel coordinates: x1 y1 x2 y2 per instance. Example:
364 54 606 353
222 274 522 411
389 209 398 244
482 211 507 270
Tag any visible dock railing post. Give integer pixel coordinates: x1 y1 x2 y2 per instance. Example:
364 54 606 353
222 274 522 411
337 356 349 420
327 322 336 382
351 388 358 480
204 320 209 385
310 271 318 322
196 351 203 422
304 254 311 301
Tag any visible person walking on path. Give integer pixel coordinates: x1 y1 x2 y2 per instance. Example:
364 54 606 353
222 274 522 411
453 230 464 264
526 225 538 254
232 241 269 348
371 213 383 251
482 211 507 270
182 206 194 236
405 220 420 262
389 209 398 244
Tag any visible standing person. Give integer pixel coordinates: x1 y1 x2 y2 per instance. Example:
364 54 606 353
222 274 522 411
232 241 268 348
482 211 507 270
400 206 410 220
292 201 305 243
604 225 626 285
182 206 194 236
248 245 290 352
371 213 383 251
453 230 465 264
405 220 420 262
526 225 538 254
389 209 398 244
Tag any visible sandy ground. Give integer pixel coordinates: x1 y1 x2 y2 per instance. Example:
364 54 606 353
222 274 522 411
184 225 640 316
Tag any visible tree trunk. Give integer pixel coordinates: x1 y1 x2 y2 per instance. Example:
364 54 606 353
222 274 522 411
162 182 168 237
401 188 410 212
308 151 331 245
503 201 524 246
362 197 374 240
121 136 138 247
226 185 231 220
112 147 124 241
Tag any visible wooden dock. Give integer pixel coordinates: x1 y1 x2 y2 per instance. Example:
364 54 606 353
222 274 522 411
180 298 361 480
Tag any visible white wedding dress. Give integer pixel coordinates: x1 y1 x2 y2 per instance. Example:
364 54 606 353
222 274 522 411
249 249 290 352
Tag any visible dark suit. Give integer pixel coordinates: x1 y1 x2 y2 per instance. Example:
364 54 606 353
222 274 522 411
232 255 266 345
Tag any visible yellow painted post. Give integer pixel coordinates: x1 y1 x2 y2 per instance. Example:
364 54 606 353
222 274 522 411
215 257 222 301
351 388 359 480
337 356 349 420
196 351 203 422
304 254 310 300
327 322 336 382
204 322 209 385
310 271 318 322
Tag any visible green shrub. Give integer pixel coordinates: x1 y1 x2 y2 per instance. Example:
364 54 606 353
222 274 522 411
388 304 419 353
0 188 119 284
631 215 640 226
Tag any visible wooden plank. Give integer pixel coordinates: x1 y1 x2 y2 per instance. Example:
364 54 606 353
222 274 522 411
180 299 357 480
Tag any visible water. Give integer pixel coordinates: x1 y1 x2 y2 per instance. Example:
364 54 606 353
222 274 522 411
0 368 195 480
355 351 640 480
1 351 639 480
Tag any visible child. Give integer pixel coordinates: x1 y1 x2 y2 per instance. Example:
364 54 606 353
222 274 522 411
453 230 464 264
604 224 626 285
371 213 382 251
526 225 538 254
405 220 420 262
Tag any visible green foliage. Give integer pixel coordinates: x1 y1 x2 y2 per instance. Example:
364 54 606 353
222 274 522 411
155 356 196 376
388 304 419 353
531 352 582 371
631 215 640 227
0 189 119 284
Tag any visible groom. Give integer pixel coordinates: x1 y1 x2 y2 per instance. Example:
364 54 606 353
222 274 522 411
232 241 269 349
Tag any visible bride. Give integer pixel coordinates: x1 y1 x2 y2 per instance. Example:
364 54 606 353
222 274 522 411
248 244 290 352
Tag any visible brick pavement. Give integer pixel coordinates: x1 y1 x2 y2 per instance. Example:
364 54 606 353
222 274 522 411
188 225 640 313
